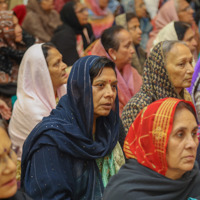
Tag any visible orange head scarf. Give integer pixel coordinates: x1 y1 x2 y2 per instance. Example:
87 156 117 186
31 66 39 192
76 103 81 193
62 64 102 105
124 97 196 175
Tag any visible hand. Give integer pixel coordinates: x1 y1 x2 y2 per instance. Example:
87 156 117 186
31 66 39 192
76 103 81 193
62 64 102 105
0 99 11 120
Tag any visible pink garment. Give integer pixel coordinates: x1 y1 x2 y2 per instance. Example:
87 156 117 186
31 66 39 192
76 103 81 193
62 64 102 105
84 0 108 16
8 44 66 160
91 39 142 116
83 0 114 38
146 0 178 54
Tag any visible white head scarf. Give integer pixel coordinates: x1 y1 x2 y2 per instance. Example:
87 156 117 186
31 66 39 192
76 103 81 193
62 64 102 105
9 43 66 160
153 21 178 48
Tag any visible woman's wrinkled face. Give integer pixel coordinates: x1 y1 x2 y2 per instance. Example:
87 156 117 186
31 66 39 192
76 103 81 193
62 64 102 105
74 2 88 26
47 48 68 91
128 17 142 45
92 67 117 118
111 29 135 71
166 107 199 180
40 0 54 11
177 0 194 24
165 43 194 94
135 0 147 18
13 15 22 43
183 27 197 54
0 127 17 199
0 0 8 11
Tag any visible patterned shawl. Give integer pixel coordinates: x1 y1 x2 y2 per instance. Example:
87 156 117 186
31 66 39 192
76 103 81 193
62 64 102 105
90 39 142 116
21 56 121 199
121 42 191 134
124 97 196 175
0 10 25 80
0 11 16 49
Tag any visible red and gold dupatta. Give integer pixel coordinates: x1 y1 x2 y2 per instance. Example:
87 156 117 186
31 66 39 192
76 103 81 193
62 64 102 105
124 97 195 175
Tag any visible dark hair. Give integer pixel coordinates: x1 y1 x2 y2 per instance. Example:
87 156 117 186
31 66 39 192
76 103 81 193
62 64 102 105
174 101 198 123
174 21 191 40
101 25 125 53
41 42 56 60
89 57 116 84
126 12 138 23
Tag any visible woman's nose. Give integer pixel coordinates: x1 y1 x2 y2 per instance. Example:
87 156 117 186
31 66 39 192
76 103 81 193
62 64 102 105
3 154 17 174
62 62 67 70
185 135 198 149
105 85 114 97
130 45 135 54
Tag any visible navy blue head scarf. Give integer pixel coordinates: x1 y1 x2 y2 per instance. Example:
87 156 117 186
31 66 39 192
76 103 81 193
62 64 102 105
21 55 119 199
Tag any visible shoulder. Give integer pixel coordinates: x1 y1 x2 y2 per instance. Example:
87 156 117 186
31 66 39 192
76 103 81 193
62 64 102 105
24 11 38 20
121 92 151 133
53 24 75 37
103 159 143 200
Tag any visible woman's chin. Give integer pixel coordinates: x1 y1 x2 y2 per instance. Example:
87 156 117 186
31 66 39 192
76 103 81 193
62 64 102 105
0 184 17 199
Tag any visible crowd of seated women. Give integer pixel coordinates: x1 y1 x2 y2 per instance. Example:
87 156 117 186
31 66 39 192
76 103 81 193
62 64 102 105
0 0 200 199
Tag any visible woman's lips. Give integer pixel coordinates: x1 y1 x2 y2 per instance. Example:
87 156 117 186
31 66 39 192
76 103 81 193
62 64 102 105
2 178 17 187
62 73 68 78
183 155 195 162
102 103 112 110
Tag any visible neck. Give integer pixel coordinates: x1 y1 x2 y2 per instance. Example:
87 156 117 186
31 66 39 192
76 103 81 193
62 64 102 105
165 169 184 180
116 64 123 75
54 87 57 98
175 87 183 95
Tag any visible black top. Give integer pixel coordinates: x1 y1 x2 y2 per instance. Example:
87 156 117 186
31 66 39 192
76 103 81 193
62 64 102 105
3 190 32 200
51 2 95 66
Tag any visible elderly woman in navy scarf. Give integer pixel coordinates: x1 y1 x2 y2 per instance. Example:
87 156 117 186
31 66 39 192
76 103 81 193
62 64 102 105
20 55 125 200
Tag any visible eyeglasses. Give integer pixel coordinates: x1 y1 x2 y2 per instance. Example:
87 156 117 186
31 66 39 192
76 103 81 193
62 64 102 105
75 7 88 14
128 26 140 31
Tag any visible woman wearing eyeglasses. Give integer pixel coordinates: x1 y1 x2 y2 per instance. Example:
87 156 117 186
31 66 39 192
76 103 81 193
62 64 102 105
51 1 95 66
146 0 198 55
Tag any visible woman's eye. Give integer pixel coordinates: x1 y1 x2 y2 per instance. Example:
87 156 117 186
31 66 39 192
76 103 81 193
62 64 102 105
177 132 184 138
179 63 185 67
97 84 104 88
112 85 117 90
54 60 60 67
192 131 197 137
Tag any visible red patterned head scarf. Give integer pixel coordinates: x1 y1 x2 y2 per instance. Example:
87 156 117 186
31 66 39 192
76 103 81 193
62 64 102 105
124 97 196 175
0 11 16 49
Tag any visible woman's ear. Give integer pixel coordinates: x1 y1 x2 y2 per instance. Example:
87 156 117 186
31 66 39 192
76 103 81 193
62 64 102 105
108 48 116 61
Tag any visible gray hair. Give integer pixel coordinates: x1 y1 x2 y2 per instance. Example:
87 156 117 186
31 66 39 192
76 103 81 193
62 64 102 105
162 40 187 63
